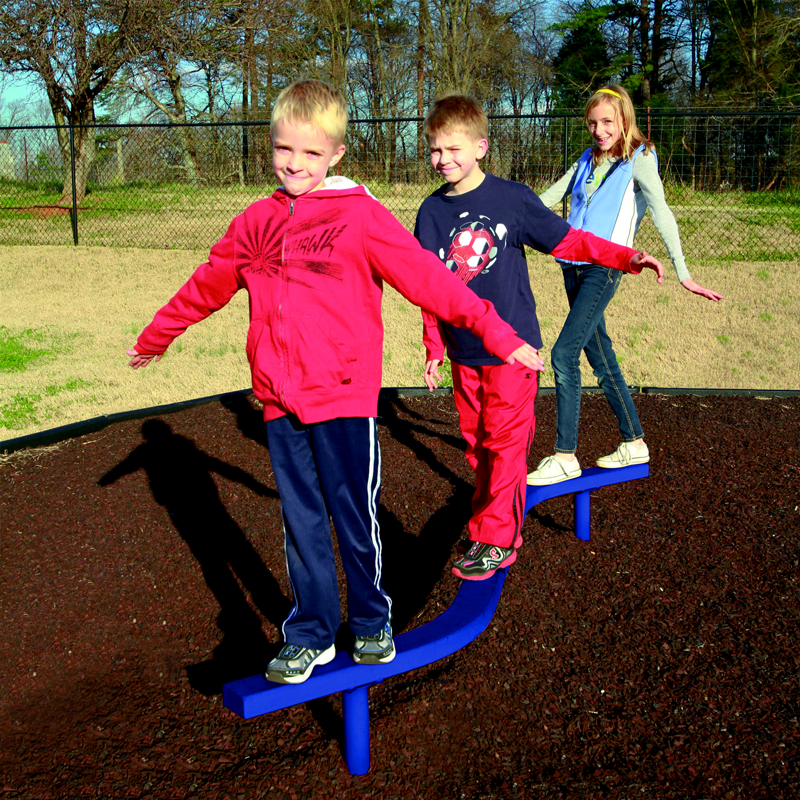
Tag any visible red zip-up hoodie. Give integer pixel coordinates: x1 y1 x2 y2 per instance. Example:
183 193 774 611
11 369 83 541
135 178 526 424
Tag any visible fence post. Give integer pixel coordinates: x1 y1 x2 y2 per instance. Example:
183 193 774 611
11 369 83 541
69 121 79 245
562 116 570 219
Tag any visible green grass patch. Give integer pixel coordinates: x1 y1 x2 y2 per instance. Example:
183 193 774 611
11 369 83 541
0 378 92 431
1 392 41 429
195 343 237 358
0 326 84 374
711 249 797 263
0 327 50 373
741 190 800 209
43 378 90 397
438 358 453 387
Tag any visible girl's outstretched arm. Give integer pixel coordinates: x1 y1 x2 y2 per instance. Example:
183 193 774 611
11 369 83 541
680 278 724 302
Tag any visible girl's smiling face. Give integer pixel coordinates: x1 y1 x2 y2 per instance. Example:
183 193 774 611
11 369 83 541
586 101 622 154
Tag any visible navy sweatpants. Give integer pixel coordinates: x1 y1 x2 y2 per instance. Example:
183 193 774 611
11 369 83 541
265 414 391 649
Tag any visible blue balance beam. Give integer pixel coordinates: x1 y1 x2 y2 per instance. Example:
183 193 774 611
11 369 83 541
525 463 650 541
223 464 648 774
222 567 507 775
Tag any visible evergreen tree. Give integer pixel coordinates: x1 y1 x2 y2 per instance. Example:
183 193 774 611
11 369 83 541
551 2 613 109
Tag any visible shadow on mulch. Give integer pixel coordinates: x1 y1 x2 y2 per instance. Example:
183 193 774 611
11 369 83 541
0 392 798 799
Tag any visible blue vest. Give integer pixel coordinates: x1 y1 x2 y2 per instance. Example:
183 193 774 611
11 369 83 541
560 145 653 266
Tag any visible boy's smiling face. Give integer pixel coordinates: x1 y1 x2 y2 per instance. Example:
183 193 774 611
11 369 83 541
271 118 346 197
428 129 488 195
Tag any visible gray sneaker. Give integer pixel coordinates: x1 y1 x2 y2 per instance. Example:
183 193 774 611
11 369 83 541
451 541 517 581
353 621 396 664
265 642 336 684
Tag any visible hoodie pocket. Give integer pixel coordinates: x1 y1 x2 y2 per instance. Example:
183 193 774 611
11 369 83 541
246 321 281 396
291 315 357 393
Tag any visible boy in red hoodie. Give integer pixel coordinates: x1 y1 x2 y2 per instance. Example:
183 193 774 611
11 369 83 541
126 79 545 684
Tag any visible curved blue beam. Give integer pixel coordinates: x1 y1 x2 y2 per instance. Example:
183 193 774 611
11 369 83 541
222 462 648 773
222 567 507 720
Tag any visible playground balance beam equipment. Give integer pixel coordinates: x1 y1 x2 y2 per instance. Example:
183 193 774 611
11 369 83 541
222 462 648 775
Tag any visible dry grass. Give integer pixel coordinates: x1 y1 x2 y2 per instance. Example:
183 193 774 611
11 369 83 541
1 245 798 440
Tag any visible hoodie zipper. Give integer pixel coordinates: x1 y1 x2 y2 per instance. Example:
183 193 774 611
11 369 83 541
279 198 295 406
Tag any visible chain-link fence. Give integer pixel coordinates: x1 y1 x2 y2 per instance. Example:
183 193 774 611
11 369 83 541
0 111 797 260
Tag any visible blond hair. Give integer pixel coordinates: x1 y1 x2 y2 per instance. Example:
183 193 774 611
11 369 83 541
423 93 489 143
584 84 654 164
270 79 348 145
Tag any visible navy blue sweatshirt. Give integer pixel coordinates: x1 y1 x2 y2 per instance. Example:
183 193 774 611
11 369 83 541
414 173 570 366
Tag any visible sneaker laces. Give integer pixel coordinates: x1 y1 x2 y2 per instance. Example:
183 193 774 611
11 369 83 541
617 443 633 465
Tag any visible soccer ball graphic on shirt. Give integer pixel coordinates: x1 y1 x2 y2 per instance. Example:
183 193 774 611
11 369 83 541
442 217 504 284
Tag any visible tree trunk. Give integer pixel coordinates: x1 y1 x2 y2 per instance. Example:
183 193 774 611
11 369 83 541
640 0 652 101
417 0 430 181
141 66 201 186
52 103 96 207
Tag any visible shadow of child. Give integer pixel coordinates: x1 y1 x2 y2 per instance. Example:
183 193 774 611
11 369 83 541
98 418 291 693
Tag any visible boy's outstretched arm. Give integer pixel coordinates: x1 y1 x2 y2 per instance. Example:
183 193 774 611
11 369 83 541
506 344 545 371
550 228 663 281
630 250 664 283
126 349 163 369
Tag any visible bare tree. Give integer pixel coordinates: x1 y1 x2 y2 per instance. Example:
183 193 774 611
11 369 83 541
0 0 154 205
420 0 533 98
111 0 240 185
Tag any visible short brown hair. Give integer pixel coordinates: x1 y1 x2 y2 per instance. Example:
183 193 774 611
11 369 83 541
270 79 348 145
423 93 488 143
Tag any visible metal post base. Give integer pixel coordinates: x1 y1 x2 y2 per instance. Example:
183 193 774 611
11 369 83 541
343 685 371 775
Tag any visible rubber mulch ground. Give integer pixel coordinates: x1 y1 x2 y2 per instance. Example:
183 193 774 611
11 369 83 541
1 391 798 799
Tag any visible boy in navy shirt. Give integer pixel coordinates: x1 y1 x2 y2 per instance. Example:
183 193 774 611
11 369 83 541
415 94 663 580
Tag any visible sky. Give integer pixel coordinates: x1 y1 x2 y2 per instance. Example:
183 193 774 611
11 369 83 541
0 74 52 126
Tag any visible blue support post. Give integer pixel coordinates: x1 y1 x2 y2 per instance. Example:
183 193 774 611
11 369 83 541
525 464 649 541
574 490 591 541
223 570 507 775
221 464 648 774
343 686 371 775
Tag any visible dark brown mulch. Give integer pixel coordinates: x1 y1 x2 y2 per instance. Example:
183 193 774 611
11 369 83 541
1 392 799 800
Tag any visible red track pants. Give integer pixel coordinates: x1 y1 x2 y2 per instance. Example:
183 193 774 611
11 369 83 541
452 360 538 549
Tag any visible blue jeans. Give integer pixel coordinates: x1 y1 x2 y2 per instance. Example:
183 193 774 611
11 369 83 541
550 264 644 454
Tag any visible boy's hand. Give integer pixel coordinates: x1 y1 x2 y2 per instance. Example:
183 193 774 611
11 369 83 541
680 278 723 302
127 349 163 369
425 359 442 392
632 250 664 283
505 344 545 371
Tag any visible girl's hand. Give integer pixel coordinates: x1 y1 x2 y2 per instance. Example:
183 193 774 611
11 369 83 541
631 249 664 283
506 344 545 372
424 359 442 391
680 278 724 302
127 349 163 369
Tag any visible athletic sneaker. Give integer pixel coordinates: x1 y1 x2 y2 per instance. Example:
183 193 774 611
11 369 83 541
265 642 336 684
458 534 522 552
526 454 581 485
353 620 396 665
451 541 517 581
596 441 649 468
